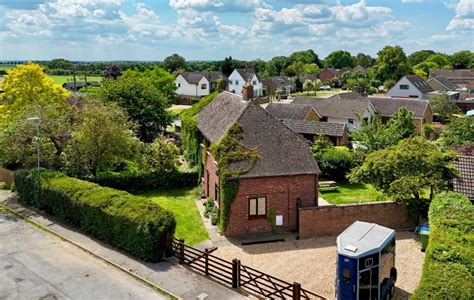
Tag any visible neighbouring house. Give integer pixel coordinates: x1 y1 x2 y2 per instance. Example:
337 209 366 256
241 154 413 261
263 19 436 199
453 155 474 202
353 65 368 72
265 102 349 145
292 96 377 129
197 92 320 236
264 76 295 96
175 71 227 98
426 77 457 92
368 97 433 135
62 81 100 92
299 74 318 84
429 69 474 91
228 69 263 97
387 75 433 99
318 68 339 84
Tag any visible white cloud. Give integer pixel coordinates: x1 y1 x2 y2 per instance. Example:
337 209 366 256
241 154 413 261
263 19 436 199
169 0 266 12
446 0 474 30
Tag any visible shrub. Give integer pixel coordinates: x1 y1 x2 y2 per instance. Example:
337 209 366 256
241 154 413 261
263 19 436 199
315 147 354 181
204 197 215 218
0 182 7 189
412 192 474 299
90 170 198 193
15 169 176 262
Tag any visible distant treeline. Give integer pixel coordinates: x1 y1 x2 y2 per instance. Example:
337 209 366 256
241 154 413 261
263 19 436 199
2 47 472 83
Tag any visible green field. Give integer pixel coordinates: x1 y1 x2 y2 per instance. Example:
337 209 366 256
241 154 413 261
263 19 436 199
50 75 103 85
321 183 387 204
136 187 208 246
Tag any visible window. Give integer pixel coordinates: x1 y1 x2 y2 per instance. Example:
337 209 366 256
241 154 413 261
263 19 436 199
400 84 409 90
320 116 328 122
229 80 233 85
348 118 354 124
201 83 207 90
342 268 351 284
177 83 181 87
249 197 266 217
235 80 239 85
253 80 257 85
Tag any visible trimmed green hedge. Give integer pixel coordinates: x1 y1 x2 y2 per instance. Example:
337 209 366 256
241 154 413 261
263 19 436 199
412 191 474 299
90 170 198 192
15 169 176 262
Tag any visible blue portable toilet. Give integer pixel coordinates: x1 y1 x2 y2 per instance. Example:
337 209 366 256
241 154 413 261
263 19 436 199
336 221 397 300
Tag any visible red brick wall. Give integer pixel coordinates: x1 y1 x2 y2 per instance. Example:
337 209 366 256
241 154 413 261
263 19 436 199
319 70 335 84
225 174 318 236
299 202 416 238
202 151 221 207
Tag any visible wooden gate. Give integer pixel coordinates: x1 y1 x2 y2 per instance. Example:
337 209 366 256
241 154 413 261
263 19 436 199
171 238 325 299
0 167 14 185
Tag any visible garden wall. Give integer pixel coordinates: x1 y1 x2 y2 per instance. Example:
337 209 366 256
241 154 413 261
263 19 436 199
0 167 14 185
298 201 415 238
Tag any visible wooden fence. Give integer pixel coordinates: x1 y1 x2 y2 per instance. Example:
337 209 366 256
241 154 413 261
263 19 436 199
0 167 14 185
171 238 325 299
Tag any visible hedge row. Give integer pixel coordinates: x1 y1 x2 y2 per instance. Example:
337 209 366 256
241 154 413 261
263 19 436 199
90 170 198 192
412 191 474 299
15 169 176 262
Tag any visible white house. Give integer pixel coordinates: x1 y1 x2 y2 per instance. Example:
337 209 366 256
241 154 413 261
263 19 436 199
228 69 263 97
387 75 433 99
176 71 227 98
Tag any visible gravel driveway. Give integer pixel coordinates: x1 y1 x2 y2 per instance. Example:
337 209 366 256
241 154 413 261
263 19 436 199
214 231 424 299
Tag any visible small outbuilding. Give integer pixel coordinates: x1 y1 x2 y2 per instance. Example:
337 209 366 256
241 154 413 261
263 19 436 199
337 221 397 300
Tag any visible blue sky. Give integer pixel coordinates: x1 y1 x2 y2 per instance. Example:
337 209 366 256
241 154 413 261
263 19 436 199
0 0 472 61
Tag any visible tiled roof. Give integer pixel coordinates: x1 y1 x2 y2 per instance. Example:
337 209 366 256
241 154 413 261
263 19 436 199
235 68 260 82
292 97 371 119
427 77 457 91
266 76 293 88
299 74 317 82
328 91 363 99
196 92 320 178
180 72 206 84
453 156 474 200
265 103 317 120
282 119 346 137
205 71 227 83
429 69 474 79
369 97 429 119
404 75 433 94
353 65 367 72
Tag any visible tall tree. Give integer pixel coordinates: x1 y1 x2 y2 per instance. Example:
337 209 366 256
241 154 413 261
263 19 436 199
0 62 69 124
386 107 416 140
438 115 474 148
408 50 435 66
289 50 321 66
65 100 138 176
163 54 186 72
451 50 474 69
425 53 452 69
103 64 122 80
350 137 457 202
353 53 373 67
267 56 289 76
98 73 171 142
324 50 354 69
372 45 411 84
430 94 461 124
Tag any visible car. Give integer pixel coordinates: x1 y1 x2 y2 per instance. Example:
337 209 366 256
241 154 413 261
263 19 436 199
320 85 332 91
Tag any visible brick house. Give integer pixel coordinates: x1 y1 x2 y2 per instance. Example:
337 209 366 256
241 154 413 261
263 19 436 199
196 92 320 236
265 103 349 146
318 68 339 84
369 97 433 135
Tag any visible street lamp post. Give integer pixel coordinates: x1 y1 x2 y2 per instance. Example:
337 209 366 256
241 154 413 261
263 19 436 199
27 117 41 173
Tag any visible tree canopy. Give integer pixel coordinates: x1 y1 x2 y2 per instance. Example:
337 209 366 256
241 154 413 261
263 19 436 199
324 50 354 69
372 46 411 84
350 137 457 202
163 53 186 72
97 72 171 142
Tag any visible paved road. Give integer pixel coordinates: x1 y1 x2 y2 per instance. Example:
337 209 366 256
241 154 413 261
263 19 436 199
0 210 166 300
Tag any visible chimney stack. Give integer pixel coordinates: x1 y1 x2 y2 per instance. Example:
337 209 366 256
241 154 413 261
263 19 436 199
242 82 254 101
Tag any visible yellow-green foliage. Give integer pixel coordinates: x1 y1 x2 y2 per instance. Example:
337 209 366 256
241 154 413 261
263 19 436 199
211 123 259 232
412 192 474 299
0 62 69 124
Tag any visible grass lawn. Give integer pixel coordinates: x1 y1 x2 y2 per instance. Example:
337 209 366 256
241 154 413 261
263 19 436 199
50 75 103 85
137 187 209 246
291 89 349 98
321 183 388 205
